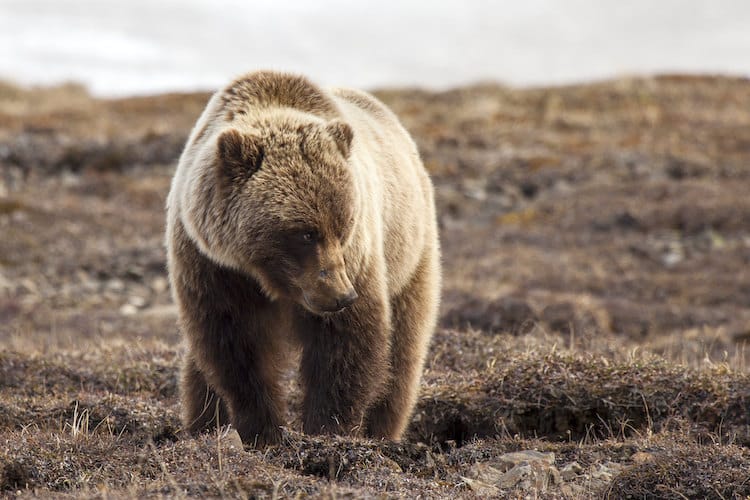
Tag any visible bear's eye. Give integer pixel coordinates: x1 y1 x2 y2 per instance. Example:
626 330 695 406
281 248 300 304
301 231 318 243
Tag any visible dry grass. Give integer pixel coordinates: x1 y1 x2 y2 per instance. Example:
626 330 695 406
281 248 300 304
2 74 750 497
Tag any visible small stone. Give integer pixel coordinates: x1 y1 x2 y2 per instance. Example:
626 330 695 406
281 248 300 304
107 279 125 292
662 251 683 267
466 452 562 492
467 462 504 484
151 277 168 293
219 428 243 450
207 427 243 454
462 476 500 496
496 450 555 471
462 179 487 201
589 461 623 486
128 295 148 308
560 461 583 481
497 463 532 489
119 303 138 316
546 464 562 486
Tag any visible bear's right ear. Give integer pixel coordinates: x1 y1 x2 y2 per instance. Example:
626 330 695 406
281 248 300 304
325 120 353 158
217 129 264 179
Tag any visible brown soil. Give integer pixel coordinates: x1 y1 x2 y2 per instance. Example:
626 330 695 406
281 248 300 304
1 74 750 498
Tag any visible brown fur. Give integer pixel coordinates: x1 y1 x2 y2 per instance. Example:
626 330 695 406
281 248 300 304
220 72 340 121
166 71 440 446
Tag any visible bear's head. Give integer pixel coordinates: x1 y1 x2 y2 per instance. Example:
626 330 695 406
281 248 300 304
209 117 360 314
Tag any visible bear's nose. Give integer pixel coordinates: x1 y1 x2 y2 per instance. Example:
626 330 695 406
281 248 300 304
336 289 359 309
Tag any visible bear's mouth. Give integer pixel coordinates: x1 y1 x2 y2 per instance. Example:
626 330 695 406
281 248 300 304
301 291 346 315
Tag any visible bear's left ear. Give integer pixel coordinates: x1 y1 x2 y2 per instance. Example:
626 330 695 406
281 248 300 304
217 129 264 180
325 120 353 158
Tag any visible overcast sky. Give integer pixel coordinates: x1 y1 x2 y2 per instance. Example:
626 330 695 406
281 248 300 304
1 0 749 96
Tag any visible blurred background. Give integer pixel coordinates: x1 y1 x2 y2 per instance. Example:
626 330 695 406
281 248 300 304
2 0 750 96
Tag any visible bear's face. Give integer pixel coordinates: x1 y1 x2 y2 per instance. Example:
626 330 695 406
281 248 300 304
214 119 359 314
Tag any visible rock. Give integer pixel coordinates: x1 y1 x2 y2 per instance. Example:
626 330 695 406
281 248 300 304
151 276 168 293
560 461 583 481
107 279 125 292
495 450 555 471
466 462 504 484
498 462 561 490
208 427 244 453
498 463 533 488
220 428 244 450
128 295 148 308
547 464 562 486
465 450 561 493
462 476 500 496
662 250 683 267
589 461 623 487
119 303 138 316
462 178 487 201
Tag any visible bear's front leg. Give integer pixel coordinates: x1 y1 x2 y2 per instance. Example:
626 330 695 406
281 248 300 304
173 244 288 447
296 284 391 436
183 305 287 447
192 322 285 446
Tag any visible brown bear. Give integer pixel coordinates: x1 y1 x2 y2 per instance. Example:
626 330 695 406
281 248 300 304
166 70 440 447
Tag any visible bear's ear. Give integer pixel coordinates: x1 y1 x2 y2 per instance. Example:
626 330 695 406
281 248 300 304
217 129 264 179
325 120 353 158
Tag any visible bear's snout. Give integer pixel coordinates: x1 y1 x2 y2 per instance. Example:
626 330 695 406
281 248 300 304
301 277 358 314
304 285 358 313
336 289 359 310
300 247 358 313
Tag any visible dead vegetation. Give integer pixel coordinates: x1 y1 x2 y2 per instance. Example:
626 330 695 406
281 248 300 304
2 74 750 497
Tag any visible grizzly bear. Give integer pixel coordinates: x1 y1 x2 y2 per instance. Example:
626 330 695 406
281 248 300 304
166 71 440 447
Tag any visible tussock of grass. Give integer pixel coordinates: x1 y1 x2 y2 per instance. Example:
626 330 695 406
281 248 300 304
414 347 750 447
